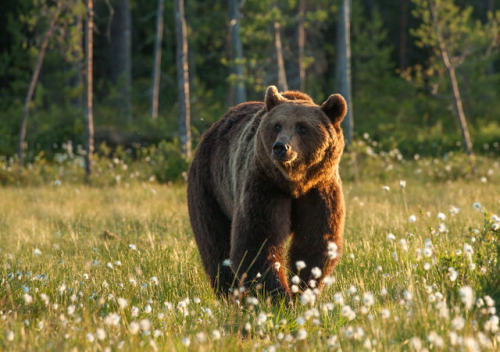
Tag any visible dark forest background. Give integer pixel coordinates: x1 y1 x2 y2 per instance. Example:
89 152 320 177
0 0 499 167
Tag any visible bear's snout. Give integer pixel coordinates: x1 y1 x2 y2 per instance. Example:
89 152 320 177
272 141 292 161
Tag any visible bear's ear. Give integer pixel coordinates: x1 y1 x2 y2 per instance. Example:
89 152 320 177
320 94 347 125
265 85 287 112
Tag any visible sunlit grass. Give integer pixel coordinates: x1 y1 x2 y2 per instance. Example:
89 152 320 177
0 171 499 350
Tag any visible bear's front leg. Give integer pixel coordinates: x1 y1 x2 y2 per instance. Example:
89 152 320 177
229 178 292 299
289 184 345 292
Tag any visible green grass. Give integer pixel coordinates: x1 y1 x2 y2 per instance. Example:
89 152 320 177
0 168 499 350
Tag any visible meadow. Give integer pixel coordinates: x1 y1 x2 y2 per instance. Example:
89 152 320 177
0 151 499 351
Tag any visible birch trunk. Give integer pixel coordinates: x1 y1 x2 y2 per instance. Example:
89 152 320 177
335 0 353 145
228 0 246 104
85 0 95 178
174 0 191 158
151 0 165 119
18 1 62 170
274 21 288 91
298 0 305 91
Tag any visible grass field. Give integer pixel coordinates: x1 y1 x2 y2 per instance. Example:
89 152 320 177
0 166 499 350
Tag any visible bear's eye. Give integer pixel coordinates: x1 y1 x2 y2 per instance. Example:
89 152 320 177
296 124 307 135
273 123 282 133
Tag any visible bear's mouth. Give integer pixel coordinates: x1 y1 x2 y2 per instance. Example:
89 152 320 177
272 151 297 164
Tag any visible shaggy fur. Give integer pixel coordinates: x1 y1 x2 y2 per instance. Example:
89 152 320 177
187 86 347 299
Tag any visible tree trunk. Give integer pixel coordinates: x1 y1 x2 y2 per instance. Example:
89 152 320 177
335 0 353 145
399 0 409 70
429 0 473 155
228 0 246 104
274 21 288 91
85 0 95 178
110 0 132 121
151 0 165 119
298 0 306 91
174 0 191 158
18 1 62 170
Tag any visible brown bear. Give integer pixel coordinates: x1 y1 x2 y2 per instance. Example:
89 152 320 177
187 86 347 299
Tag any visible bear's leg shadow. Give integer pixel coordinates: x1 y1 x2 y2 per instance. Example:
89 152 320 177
289 186 345 291
188 168 234 296
229 181 292 299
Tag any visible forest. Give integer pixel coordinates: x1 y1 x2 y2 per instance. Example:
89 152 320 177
0 0 499 180
1 1 500 351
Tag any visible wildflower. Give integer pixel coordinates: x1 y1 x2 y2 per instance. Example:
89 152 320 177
212 330 221 340
106 262 113 269
448 268 458 282
96 328 106 341
423 247 432 257
222 258 232 266
386 233 396 242
296 317 305 326
300 289 316 306
67 305 75 315
181 337 191 347
196 332 206 343
86 333 95 342
399 239 408 251
328 241 338 259
129 322 140 334
348 285 357 295
104 313 120 326
381 309 390 319
33 248 42 256
257 312 267 325
333 293 344 305
408 215 416 223
427 331 444 349
274 262 281 271
6 331 14 342
311 267 322 279
153 330 162 338
459 286 475 310
451 316 465 330
341 305 356 321
399 180 406 188
144 304 152 314
485 295 495 307
449 206 460 215
403 290 413 302
291 285 299 293
117 298 128 309
128 243 137 251
139 319 151 332
296 261 306 270
382 185 390 191
323 276 335 286
23 294 33 305
423 262 431 271
484 316 499 333
438 223 448 233
327 335 339 348
380 288 388 296
363 292 375 307
409 337 422 351
296 329 307 340
473 202 482 210
437 212 446 221
246 297 258 306
131 306 139 318
291 275 300 285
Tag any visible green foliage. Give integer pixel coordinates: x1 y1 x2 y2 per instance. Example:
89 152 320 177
150 140 189 183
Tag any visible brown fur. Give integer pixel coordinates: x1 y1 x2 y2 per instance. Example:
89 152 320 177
187 86 347 299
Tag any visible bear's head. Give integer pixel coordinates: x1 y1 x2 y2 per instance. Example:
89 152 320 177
257 85 347 193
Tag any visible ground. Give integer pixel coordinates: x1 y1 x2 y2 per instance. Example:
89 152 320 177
0 166 499 351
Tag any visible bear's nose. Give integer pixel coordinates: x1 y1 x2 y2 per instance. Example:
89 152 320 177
272 141 290 157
